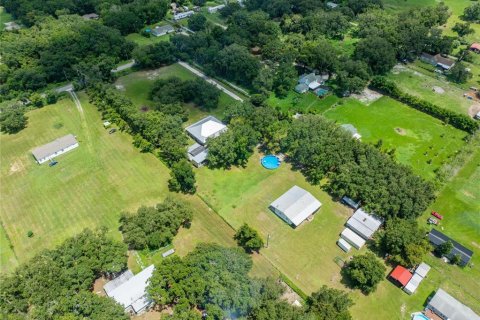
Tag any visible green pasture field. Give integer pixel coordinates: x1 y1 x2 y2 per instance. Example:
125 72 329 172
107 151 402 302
125 33 171 46
323 96 467 180
387 64 475 115
0 95 170 272
115 63 236 124
195 150 480 318
266 91 340 114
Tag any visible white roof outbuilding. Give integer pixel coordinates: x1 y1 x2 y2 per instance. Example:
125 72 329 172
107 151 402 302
340 227 366 249
346 208 383 239
403 273 423 295
337 238 352 252
185 116 227 145
105 265 155 314
269 186 321 227
415 262 431 278
427 288 480 320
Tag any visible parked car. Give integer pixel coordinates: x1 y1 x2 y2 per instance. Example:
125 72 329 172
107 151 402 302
109 128 117 134
428 217 438 225
431 211 443 220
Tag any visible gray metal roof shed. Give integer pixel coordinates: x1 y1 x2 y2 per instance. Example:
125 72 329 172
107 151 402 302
426 288 480 320
269 186 321 227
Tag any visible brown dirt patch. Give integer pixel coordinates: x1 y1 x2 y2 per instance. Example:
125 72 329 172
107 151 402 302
9 159 26 175
394 127 407 135
351 88 383 104
93 277 107 296
468 103 480 117
279 280 303 305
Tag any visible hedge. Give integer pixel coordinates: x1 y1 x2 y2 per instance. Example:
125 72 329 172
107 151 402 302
370 76 478 134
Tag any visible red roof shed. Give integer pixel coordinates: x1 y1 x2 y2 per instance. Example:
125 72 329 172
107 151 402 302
470 43 480 51
390 266 413 287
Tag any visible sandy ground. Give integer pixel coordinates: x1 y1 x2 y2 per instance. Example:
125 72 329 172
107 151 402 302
468 103 480 117
394 127 407 136
93 277 107 296
432 86 445 94
351 88 383 104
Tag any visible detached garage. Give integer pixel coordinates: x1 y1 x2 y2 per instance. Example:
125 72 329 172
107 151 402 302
269 186 322 227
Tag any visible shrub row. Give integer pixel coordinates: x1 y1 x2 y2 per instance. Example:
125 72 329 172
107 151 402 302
370 76 478 134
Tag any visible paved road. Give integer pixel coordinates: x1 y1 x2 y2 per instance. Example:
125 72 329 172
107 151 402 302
112 60 136 73
178 61 244 102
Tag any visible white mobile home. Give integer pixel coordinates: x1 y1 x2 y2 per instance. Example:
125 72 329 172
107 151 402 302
31 134 79 164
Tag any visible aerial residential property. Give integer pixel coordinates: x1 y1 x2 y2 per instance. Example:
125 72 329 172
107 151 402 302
1 0 479 319
31 134 79 164
104 265 155 315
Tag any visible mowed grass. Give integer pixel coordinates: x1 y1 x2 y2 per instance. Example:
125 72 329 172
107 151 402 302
196 151 354 294
323 96 467 180
125 33 171 46
0 95 171 272
115 63 236 124
266 91 340 114
388 65 475 115
0 6 13 30
195 151 480 319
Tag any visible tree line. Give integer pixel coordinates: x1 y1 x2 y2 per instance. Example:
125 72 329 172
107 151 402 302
149 243 355 320
120 197 193 250
370 76 478 133
0 229 129 319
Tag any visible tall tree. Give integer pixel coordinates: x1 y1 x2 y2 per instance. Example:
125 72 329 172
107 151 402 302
234 224 264 253
169 160 197 194
343 253 386 294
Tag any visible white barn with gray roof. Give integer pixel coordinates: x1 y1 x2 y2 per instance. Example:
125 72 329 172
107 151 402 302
31 134 79 164
105 265 155 315
185 116 227 145
346 208 383 239
426 288 480 320
269 186 322 227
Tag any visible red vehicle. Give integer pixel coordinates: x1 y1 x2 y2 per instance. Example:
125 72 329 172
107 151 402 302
431 211 443 220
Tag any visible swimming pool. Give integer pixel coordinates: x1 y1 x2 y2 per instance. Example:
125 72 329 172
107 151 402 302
412 314 430 320
261 155 280 170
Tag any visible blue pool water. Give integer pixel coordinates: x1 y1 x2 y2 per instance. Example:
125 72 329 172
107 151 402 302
261 155 280 170
412 314 430 320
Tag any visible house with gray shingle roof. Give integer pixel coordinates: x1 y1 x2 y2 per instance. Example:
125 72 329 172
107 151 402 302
31 134 79 164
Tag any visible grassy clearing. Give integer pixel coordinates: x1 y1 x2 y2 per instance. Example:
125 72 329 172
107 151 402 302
115 63 236 124
0 6 13 30
196 151 354 294
0 95 171 272
323 96 467 180
195 150 480 318
388 65 475 115
125 33 171 46
266 91 340 114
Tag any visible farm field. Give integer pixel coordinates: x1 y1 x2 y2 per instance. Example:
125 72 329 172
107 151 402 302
115 63 236 124
0 95 171 272
323 96 468 180
388 64 476 116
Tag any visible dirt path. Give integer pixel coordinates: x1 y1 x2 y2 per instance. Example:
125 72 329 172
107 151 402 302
178 61 244 102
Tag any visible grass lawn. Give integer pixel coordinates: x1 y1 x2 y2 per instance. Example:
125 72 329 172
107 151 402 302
322 97 467 180
125 33 171 46
388 64 475 115
0 95 171 272
0 6 13 30
115 63 236 124
266 91 340 114
195 150 480 318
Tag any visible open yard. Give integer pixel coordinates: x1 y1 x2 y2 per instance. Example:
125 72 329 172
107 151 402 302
388 64 476 115
0 92 245 274
195 150 480 319
323 96 468 180
115 63 236 125
266 91 340 114
0 6 13 30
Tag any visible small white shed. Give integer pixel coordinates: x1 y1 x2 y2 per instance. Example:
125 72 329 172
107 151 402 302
337 238 352 252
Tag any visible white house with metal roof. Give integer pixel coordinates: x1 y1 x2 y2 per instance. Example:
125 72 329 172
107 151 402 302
426 288 480 320
185 116 227 145
346 208 383 239
269 186 321 227
31 134 79 164
104 265 155 315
